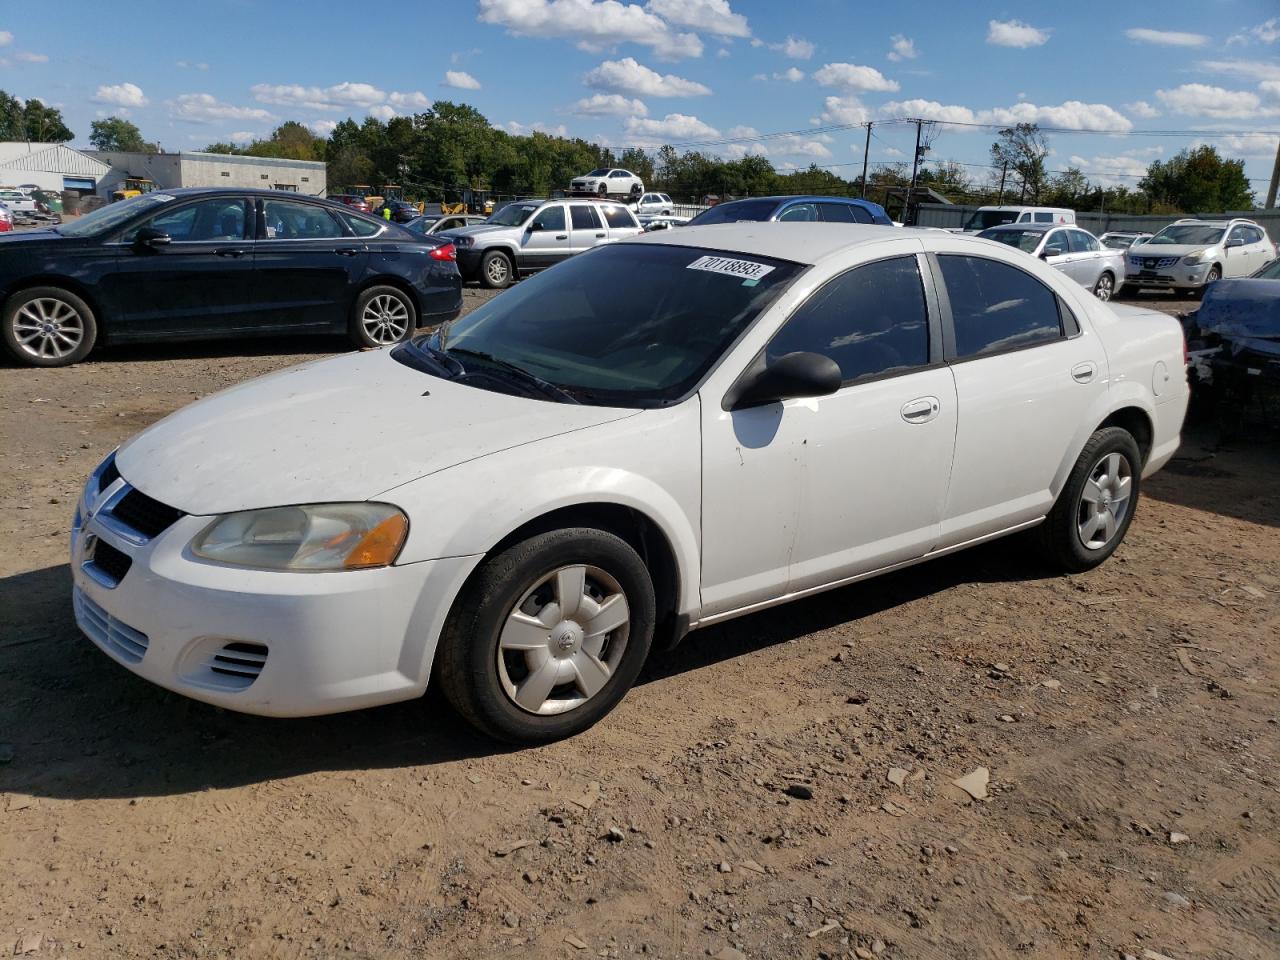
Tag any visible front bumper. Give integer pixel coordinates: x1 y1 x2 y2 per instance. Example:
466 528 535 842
69 477 481 717
1125 261 1213 289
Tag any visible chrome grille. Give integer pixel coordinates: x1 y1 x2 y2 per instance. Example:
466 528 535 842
74 586 149 664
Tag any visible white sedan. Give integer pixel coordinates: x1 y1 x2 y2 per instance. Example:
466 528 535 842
71 224 1189 742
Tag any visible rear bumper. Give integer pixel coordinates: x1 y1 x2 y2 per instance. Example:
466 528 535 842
413 265 463 321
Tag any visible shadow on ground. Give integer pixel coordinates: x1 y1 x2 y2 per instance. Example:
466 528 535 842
1144 420 1280 528
1 538 1052 802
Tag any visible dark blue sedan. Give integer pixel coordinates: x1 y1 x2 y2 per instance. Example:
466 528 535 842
686 195 893 227
0 188 462 367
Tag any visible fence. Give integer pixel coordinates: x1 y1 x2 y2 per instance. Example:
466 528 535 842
915 203 1280 242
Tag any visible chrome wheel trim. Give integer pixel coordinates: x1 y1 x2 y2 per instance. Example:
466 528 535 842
13 297 85 360
1077 451 1133 550
496 564 631 717
1094 274 1114 301
485 255 509 285
360 293 410 344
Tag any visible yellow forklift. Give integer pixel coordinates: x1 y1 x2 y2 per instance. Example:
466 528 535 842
440 187 494 216
110 176 156 202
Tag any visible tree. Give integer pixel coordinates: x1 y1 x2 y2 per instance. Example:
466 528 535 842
1139 145 1255 213
0 91 74 142
89 117 157 153
244 121 323 161
990 123 1048 202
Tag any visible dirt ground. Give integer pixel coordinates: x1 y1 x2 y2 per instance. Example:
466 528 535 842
2 289 1277 960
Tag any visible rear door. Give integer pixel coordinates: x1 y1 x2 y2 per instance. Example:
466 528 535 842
1065 229 1103 289
251 197 369 330
598 203 641 240
111 195 257 338
569 203 606 255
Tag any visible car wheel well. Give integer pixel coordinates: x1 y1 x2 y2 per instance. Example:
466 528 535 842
356 276 419 321
484 503 681 647
4 276 103 329
1098 407 1153 465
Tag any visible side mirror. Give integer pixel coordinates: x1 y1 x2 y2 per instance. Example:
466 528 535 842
723 351 842 411
527 221 544 232
134 226 171 248
1225 237 1244 248
1041 247 1064 260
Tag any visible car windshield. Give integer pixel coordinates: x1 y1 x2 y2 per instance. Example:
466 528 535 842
586 168 610 177
1253 259 1280 280
394 243 803 408
1102 235 1136 249
408 217 438 231
488 202 540 226
979 228 1044 253
688 199 784 225
1149 225 1225 245
56 193 176 237
962 210 1020 230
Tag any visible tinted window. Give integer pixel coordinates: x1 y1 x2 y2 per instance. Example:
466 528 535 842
571 205 602 230
689 198 786 225
1034 212 1055 223
340 211 383 237
1150 224 1225 245
532 205 566 231
1067 230 1098 253
126 197 247 242
767 256 930 383
777 203 819 222
1042 231 1069 256
939 255 1063 359
980 228 1042 253
962 209 1019 231
600 205 637 229
817 203 856 223
262 199 342 239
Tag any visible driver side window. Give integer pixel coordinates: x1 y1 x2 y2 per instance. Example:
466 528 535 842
533 205 566 231
122 198 247 243
777 203 819 222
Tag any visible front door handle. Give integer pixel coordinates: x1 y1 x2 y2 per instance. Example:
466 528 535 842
216 248 247 258
596 232 606 238
901 396 941 424
1071 362 1097 384
333 247 360 257
555 234 568 240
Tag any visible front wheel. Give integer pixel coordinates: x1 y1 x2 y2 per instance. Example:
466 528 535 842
1092 272 1115 301
1034 426 1142 573
350 285 416 349
435 528 656 743
480 250 513 289
2 286 98 367
1193 266 1221 299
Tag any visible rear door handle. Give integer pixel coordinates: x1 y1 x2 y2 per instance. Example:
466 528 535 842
333 247 360 257
596 232 606 238
901 396 941 424
1071 362 1097 384
215 248 247 258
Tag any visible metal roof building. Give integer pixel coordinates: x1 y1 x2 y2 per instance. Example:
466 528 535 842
89 150 327 198
0 142 112 193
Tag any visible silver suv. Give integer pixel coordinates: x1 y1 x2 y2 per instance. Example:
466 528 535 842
1126 218 1277 295
443 199 642 289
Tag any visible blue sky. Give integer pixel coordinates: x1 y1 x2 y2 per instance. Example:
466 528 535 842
4 0 1279 195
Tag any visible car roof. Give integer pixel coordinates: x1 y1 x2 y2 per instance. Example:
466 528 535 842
724 195 880 207
145 187 332 201
625 221 918 265
982 222 1065 233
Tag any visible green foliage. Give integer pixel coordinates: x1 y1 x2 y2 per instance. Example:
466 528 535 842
990 123 1049 201
0 90 74 142
1139 145 1255 213
89 117 157 153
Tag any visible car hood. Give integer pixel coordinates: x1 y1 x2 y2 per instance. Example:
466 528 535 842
0 228 63 246
1128 243 1210 258
116 349 637 516
443 224 512 238
1193 278 1280 341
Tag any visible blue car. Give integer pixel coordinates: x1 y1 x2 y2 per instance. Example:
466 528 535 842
687 195 893 227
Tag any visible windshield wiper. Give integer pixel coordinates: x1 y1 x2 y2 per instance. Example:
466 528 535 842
446 347 582 405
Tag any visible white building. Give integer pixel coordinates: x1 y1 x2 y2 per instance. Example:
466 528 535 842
0 142 112 194
90 150 327 198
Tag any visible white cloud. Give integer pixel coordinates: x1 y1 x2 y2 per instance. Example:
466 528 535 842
502 120 570 136
986 19 1049 48
572 93 648 116
624 111 719 145
443 70 481 90
772 35 814 59
1124 28 1208 47
0 31 12 46
773 67 805 82
92 82 148 108
171 93 274 123
645 0 749 38
1124 100 1161 118
476 0 703 59
369 105 397 121
1156 82 1278 118
887 35 917 62
882 146 904 158
877 98 1133 131
15 51 48 63
819 95 869 125
308 119 338 136
175 60 209 70
1197 58 1280 82
1192 132 1277 159
251 82 385 110
1066 152 1152 186
585 57 710 96
227 131 258 143
1229 17 1279 45
813 62 898 92
716 47 730 58
880 98 976 124
388 91 432 110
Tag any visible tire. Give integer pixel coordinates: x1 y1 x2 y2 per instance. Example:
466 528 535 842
598 184 608 197
1192 266 1220 300
480 250 514 290
1034 426 1142 573
1092 272 1115 301
435 527 657 743
630 183 642 198
349 285 416 349
2 286 97 367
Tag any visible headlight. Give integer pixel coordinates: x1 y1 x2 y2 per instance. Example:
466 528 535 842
191 503 408 571
1182 251 1207 265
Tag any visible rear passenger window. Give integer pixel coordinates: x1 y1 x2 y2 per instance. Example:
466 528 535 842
817 203 856 223
340 212 382 237
599 205 637 229
938 255 1063 359
1067 230 1097 253
766 256 930 383
1034 212 1054 223
571 205 602 230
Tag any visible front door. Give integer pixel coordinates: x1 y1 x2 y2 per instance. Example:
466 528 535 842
110 196 256 338
520 203 570 270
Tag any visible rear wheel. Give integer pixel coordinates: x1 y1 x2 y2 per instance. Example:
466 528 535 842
435 528 656 743
349 285 416 349
2 286 97 367
480 250 513 289
1092 272 1115 301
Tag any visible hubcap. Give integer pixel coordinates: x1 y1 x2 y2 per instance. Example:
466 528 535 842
13 297 84 360
496 564 631 716
1095 275 1113 301
360 293 409 344
1077 452 1133 550
486 257 508 284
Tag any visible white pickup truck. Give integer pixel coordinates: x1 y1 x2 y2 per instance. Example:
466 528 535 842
0 189 39 220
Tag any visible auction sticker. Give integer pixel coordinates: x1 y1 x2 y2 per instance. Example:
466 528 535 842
686 255 775 283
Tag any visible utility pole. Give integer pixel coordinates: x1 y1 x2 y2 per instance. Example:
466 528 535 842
860 124 870 199
997 162 1008 204
907 119 923 225
1267 139 1280 209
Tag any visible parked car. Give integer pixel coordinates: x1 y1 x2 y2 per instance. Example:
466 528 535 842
0 188 39 219
377 200 421 224
69 223 1188 742
1183 257 1280 387
0 188 462 367
405 213 488 236
635 192 675 216
1099 231 1153 250
569 168 644 199
687 195 893 226
978 223 1125 301
955 206 1076 233
1125 218 1276 297
327 193 373 214
640 215 689 232
442 198 642 288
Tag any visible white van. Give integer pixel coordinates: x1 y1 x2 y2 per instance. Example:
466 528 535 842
955 205 1075 233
